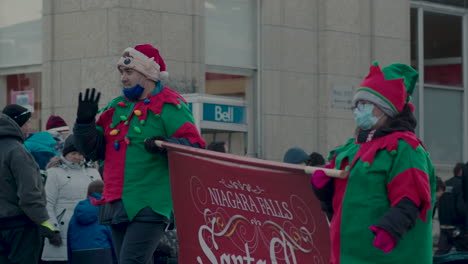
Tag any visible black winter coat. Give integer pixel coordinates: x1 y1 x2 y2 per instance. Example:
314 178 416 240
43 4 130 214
0 114 49 227
438 176 466 226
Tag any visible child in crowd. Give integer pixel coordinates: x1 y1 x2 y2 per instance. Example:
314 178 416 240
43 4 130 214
67 180 116 264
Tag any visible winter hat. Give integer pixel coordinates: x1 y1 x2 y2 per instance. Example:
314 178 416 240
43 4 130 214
2 104 31 127
207 141 226 153
283 147 310 164
117 44 169 81
308 152 325 167
62 135 79 157
352 62 419 117
46 115 69 133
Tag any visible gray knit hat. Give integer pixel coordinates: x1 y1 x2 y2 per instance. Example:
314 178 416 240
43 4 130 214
352 91 395 117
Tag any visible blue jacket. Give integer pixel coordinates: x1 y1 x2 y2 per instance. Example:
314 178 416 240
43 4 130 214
67 194 115 264
24 132 58 170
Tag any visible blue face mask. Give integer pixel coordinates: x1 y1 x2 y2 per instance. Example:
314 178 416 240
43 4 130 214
353 103 379 130
122 84 145 101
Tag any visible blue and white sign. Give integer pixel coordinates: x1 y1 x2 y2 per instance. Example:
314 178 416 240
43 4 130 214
203 103 246 124
183 93 248 132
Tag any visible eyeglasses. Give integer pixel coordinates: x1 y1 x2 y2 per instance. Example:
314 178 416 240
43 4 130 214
13 110 31 119
351 100 374 111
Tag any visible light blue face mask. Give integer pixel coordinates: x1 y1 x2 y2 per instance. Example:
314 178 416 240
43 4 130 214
353 103 380 130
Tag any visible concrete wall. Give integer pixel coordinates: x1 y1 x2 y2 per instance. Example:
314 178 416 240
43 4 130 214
261 0 320 161
261 0 411 161
42 0 413 165
41 0 206 129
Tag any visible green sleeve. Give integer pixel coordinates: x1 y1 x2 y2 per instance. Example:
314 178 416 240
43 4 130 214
388 140 433 183
161 100 196 137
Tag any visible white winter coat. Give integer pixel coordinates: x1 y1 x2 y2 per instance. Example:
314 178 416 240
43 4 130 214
41 157 101 261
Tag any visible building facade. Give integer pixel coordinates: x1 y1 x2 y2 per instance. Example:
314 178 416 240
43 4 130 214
0 0 465 177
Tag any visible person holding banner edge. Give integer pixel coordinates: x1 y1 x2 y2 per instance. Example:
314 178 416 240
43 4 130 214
311 62 435 263
73 44 205 264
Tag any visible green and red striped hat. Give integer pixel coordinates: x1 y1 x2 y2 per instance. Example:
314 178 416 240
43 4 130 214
352 62 419 116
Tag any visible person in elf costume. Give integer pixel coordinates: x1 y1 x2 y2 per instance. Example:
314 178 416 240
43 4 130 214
311 62 435 264
73 43 205 264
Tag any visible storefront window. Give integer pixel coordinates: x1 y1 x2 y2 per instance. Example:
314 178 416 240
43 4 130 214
412 0 467 8
202 71 252 155
411 5 464 163
410 8 419 124
0 0 42 67
204 0 257 155
423 11 463 163
410 8 418 70
205 72 251 98
424 12 462 86
202 131 247 155
424 88 463 162
5 73 42 132
0 0 42 131
205 0 256 69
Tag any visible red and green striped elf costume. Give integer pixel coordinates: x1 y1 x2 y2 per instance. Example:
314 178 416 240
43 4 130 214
74 45 205 222
95 89 205 220
312 62 435 264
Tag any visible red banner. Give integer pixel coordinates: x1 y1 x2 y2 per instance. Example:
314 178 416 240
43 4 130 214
166 143 330 264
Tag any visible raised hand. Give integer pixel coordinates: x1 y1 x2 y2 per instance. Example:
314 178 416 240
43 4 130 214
77 88 101 123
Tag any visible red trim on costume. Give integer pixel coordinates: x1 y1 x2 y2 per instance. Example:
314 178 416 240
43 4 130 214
350 131 422 169
147 87 187 115
122 87 187 124
387 168 432 221
329 157 348 264
172 122 206 148
93 108 129 205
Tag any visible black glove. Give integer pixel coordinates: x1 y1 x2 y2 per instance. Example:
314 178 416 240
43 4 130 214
77 88 101 123
144 136 167 154
38 225 63 247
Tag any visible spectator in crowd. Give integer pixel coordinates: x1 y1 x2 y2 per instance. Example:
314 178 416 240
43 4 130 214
207 141 227 153
24 131 58 171
67 180 116 264
436 163 468 255
311 62 435 263
0 104 61 264
306 152 326 167
46 115 70 155
41 136 101 263
432 176 446 253
283 147 310 164
73 43 205 264
436 176 446 204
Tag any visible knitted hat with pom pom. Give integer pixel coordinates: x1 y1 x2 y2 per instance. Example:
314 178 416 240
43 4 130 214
46 115 69 133
352 62 418 117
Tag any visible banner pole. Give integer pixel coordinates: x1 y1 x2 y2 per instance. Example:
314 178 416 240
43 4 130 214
155 140 165 148
158 139 346 179
304 166 347 179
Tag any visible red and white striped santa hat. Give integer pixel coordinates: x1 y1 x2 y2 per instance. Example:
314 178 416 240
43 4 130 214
117 44 169 81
